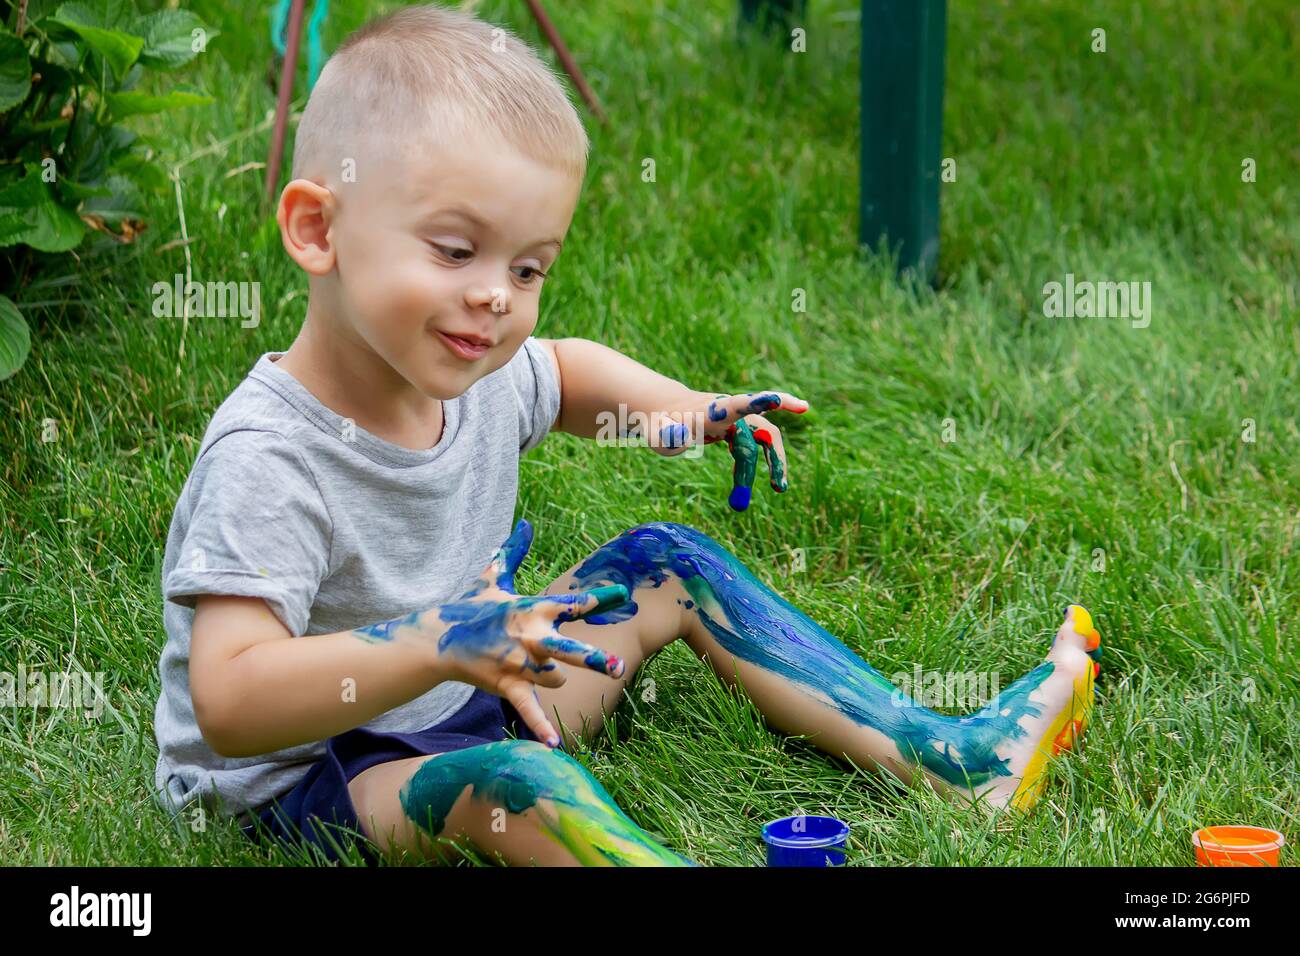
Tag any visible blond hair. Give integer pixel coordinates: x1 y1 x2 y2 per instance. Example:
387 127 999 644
291 3 589 184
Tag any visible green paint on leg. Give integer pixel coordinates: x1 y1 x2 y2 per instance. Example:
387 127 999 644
398 740 697 866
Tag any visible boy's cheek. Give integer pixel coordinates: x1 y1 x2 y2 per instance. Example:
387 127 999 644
355 263 447 327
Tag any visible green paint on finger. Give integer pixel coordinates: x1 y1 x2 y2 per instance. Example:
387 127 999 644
725 419 758 511
753 427 786 491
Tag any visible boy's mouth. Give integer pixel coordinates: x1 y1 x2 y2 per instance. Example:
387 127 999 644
436 329 491 361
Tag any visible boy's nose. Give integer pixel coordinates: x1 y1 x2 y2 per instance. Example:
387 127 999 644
467 284 511 315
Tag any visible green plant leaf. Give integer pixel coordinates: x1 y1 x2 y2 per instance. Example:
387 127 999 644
23 0 66 24
57 179 114 201
118 61 144 92
111 152 170 193
106 86 213 119
73 119 136 184
0 294 32 382
0 31 33 112
48 3 145 82
43 38 84 72
0 168 87 252
133 10 218 69
81 174 144 223
100 0 133 29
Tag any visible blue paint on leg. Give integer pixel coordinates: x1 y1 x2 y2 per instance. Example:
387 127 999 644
568 523 1049 787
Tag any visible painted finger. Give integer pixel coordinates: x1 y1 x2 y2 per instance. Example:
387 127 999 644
725 418 759 511
530 632 626 678
500 635 567 687
493 518 535 591
706 392 777 429
465 518 533 597
503 681 561 748
657 413 693 454
748 391 809 416
706 391 809 430
530 585 631 625
521 652 567 689
752 422 788 492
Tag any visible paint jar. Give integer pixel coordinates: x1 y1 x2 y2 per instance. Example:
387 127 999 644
761 815 850 866
1192 826 1285 867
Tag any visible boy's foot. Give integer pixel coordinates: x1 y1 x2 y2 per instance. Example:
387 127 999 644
972 605 1101 812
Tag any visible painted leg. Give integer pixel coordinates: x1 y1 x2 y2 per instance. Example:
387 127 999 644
558 522 1101 812
530 546 694 748
348 739 696 866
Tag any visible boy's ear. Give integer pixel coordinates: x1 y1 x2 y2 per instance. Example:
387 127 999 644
277 179 336 275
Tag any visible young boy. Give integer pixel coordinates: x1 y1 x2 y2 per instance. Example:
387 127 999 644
153 4 1102 866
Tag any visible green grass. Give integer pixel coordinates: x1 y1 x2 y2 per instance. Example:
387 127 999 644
2 0 1297 865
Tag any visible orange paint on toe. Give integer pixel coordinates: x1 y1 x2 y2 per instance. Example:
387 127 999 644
1052 717 1085 755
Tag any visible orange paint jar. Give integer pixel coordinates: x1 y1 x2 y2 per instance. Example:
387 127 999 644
1192 826 1285 867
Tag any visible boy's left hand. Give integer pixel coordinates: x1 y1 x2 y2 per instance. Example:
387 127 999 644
649 390 810 511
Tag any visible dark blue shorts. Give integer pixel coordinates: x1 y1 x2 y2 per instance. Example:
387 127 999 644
239 688 540 864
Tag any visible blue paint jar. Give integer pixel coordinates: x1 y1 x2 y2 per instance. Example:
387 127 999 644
761 815 850 866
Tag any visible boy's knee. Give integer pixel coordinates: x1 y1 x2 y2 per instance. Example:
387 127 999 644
490 737 560 767
403 739 592 829
574 523 733 600
623 520 680 537
477 739 607 811
488 738 593 787
620 521 713 552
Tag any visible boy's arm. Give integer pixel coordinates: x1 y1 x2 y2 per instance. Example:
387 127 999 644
191 594 442 758
190 532 630 758
178 433 628 756
534 337 711 439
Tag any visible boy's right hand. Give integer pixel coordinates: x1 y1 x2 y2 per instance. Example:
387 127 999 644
417 519 629 747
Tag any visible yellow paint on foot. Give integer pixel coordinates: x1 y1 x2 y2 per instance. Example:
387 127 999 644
1008 664 1094 812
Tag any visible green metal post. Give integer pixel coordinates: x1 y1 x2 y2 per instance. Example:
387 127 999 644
859 0 947 282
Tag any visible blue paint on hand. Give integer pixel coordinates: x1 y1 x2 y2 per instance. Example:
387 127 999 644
660 421 691 449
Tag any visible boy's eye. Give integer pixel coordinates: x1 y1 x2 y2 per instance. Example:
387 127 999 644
431 243 545 284
511 264 548 284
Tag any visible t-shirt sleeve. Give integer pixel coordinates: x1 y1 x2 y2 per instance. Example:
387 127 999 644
508 336 562 454
163 429 333 637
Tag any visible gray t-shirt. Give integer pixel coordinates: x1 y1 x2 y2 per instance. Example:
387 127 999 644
153 336 561 823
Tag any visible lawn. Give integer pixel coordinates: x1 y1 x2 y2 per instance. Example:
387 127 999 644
1 0 1296 866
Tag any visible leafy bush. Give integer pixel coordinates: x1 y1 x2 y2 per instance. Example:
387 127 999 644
0 0 218 379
